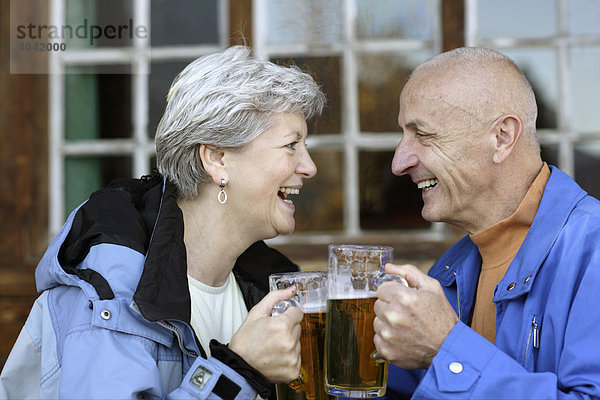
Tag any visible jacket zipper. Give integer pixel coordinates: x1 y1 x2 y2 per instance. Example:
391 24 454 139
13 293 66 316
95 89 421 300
158 320 198 358
523 315 539 366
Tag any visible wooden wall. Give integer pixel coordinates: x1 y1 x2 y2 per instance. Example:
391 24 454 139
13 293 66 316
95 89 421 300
0 0 49 369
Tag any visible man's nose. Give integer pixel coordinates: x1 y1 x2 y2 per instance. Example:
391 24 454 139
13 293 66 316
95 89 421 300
391 137 418 176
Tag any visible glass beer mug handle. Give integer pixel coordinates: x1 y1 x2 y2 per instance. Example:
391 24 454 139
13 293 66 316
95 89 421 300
270 298 304 391
270 298 300 317
372 270 408 289
372 271 408 363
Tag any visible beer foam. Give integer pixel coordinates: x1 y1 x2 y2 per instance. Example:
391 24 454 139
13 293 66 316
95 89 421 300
303 304 327 313
327 292 376 300
327 274 378 299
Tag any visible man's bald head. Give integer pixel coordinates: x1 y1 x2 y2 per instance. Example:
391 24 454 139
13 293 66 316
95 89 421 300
394 47 544 232
407 47 539 150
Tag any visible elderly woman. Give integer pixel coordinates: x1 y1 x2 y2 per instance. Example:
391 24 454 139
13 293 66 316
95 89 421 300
0 46 325 399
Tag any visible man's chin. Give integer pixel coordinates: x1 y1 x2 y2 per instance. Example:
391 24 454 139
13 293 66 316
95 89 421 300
421 208 440 223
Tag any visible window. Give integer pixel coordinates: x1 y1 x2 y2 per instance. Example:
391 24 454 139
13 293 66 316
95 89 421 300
46 2 600 249
48 0 229 232
466 0 600 198
253 0 447 251
47 0 457 265
49 0 452 260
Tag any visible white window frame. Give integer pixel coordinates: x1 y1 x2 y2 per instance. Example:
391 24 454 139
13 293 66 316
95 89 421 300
465 0 600 178
254 0 449 246
48 0 229 235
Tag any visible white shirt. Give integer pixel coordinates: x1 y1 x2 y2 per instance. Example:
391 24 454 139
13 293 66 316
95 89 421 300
187 272 248 357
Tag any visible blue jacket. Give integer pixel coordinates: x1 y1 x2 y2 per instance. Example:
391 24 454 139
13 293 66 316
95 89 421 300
387 166 600 399
0 174 298 399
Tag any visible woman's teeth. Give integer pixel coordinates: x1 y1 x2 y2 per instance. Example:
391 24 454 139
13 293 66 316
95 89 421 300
417 179 439 191
279 187 299 202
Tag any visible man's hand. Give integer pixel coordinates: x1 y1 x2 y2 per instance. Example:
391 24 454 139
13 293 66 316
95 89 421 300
374 263 459 369
229 286 303 383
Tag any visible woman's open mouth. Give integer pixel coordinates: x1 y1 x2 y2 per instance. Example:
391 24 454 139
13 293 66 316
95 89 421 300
278 187 300 204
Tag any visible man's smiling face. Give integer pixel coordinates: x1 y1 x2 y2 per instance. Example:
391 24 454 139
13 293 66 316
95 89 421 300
391 69 497 232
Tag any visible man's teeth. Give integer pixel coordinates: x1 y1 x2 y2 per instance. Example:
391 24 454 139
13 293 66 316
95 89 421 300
417 179 439 191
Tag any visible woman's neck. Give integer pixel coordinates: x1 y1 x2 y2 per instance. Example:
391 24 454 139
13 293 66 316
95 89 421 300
177 196 252 287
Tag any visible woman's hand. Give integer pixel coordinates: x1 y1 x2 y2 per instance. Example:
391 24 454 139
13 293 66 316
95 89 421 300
229 286 303 383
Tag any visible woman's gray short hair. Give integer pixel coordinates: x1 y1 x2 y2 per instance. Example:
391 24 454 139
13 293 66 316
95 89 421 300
155 45 326 200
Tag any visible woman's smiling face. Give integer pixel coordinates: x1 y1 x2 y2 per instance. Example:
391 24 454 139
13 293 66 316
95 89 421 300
224 113 317 239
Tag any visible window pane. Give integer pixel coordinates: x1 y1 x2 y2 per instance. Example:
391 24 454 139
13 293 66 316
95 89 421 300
478 0 557 40
66 0 135 48
359 150 428 230
570 46 600 134
65 67 132 140
151 0 219 46
266 0 343 45
356 0 436 40
568 0 600 36
294 150 344 232
500 48 558 129
148 60 192 138
271 56 342 134
358 51 433 132
575 142 600 199
64 156 132 216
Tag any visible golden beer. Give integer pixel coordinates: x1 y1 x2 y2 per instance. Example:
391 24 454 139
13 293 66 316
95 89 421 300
276 310 333 400
324 297 387 398
269 271 331 400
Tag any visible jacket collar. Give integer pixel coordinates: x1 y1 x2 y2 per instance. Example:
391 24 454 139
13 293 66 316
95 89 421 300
133 178 190 322
494 166 586 301
134 177 299 323
429 166 586 302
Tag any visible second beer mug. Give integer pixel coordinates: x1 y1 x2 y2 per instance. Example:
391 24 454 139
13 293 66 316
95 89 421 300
324 244 399 398
269 271 333 400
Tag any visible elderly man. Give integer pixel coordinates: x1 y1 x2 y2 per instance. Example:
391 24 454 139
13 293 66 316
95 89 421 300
375 47 600 399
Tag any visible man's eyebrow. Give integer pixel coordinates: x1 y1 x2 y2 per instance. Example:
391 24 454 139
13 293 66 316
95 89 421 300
405 119 435 131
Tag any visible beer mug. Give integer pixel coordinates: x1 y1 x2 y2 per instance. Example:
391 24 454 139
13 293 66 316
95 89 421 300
324 244 406 398
269 271 333 400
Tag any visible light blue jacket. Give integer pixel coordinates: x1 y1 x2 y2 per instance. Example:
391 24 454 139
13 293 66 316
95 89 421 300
0 175 297 399
387 166 600 399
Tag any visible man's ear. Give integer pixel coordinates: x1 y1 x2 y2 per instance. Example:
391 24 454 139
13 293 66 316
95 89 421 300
198 144 228 185
492 114 522 164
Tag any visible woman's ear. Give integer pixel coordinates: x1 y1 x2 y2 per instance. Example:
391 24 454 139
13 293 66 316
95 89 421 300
198 144 228 186
492 114 523 164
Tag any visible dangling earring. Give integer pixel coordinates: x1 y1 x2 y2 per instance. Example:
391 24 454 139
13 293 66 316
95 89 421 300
218 178 228 204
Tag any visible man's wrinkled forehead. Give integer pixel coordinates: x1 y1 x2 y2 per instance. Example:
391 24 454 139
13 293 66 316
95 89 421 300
399 68 493 126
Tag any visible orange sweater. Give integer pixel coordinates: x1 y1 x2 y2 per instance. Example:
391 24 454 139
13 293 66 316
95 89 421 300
469 163 550 343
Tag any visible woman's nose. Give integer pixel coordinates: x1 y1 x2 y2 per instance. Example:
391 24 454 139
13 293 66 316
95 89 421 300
298 147 317 178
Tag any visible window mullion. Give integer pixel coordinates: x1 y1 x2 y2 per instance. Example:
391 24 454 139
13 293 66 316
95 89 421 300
342 0 360 236
132 0 151 177
464 0 477 47
49 0 66 236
